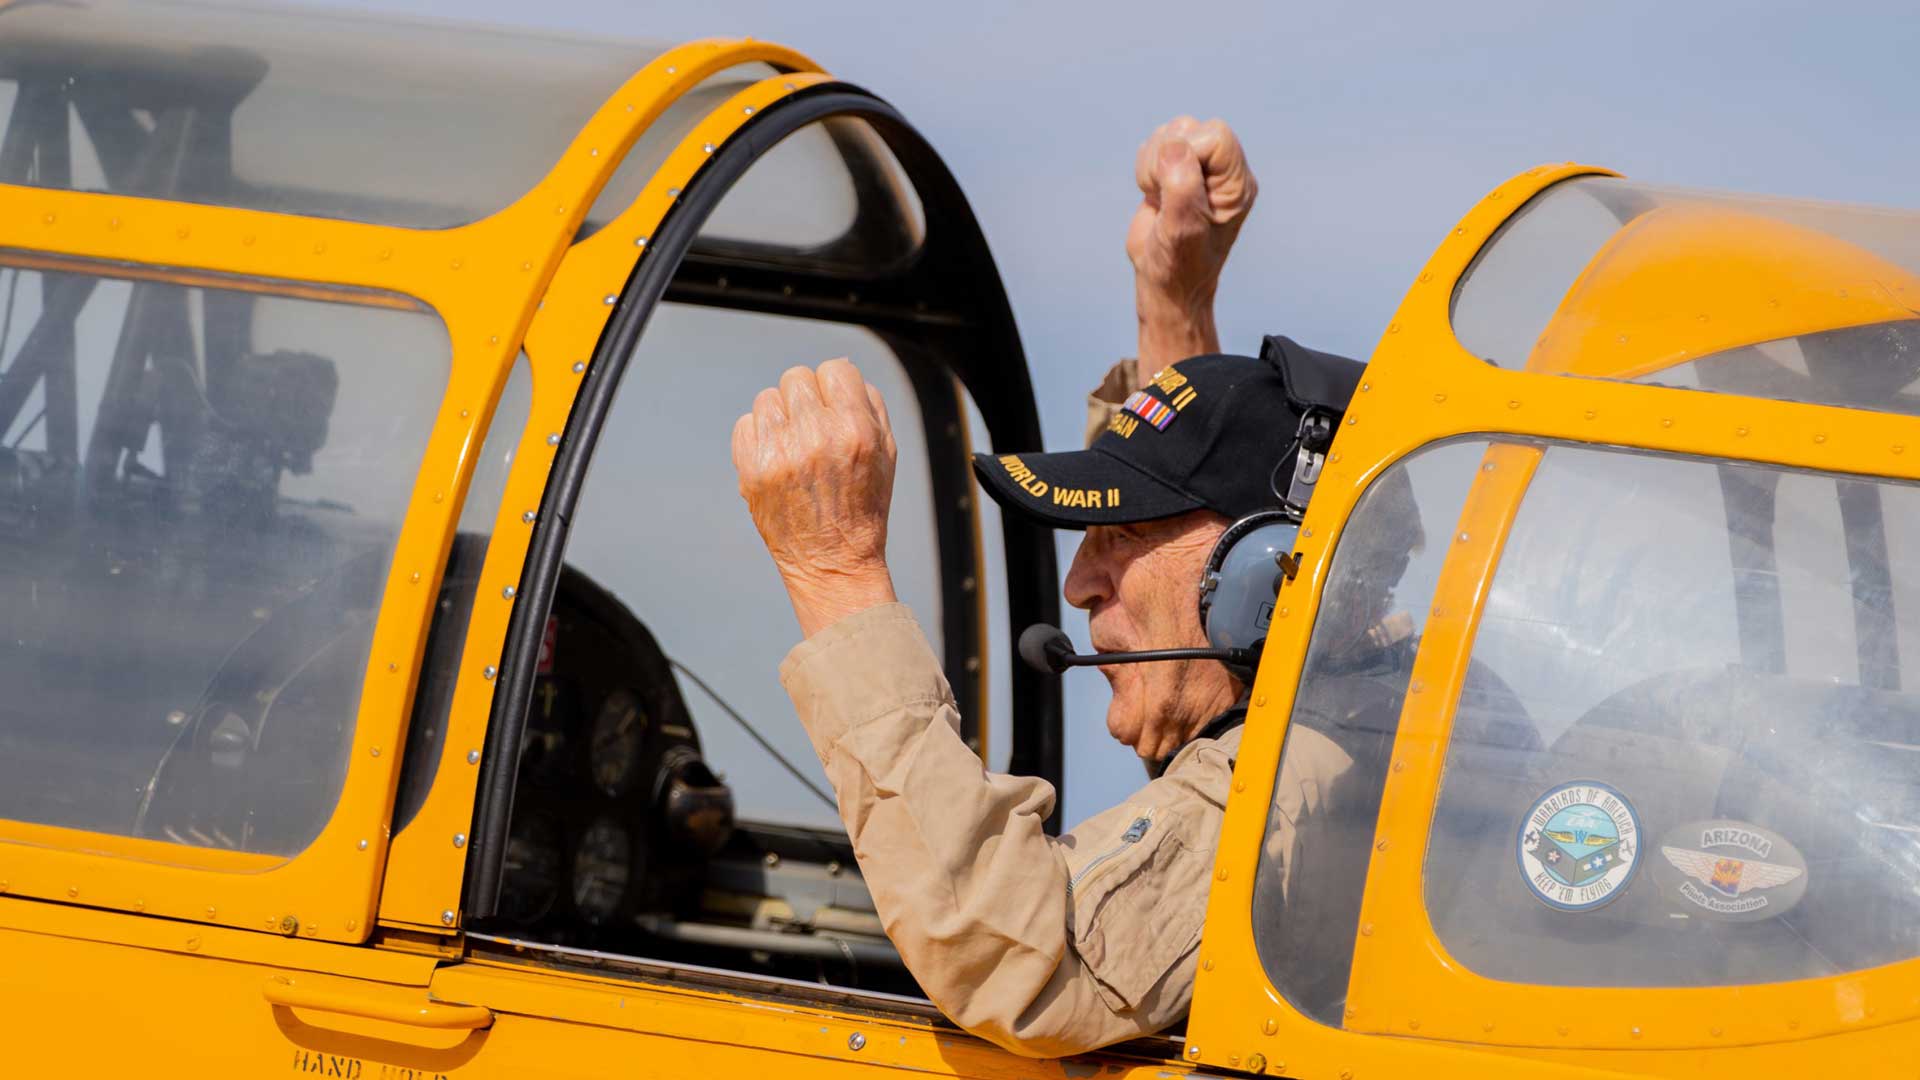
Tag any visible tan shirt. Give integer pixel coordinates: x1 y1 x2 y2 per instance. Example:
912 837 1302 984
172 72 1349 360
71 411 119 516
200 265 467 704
780 625 1352 1060
775 360 1354 1058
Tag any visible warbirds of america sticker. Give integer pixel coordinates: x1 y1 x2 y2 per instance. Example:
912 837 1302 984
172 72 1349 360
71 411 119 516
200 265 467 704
1652 818 1808 921
1518 782 1642 911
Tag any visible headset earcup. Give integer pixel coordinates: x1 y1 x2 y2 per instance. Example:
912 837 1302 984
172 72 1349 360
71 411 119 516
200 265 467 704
1201 511 1302 657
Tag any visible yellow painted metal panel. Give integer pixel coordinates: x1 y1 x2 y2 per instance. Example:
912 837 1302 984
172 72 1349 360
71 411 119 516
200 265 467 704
1187 162 1920 1077
0 893 437 984
0 37 818 947
2 919 479 1076
376 67 835 931
430 958 1586 1080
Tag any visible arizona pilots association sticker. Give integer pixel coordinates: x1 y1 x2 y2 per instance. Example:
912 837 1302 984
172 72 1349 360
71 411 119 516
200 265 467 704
1651 818 1809 921
1518 781 1642 911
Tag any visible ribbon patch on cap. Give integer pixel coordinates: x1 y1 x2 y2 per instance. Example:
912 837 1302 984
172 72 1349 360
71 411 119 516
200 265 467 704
1122 390 1177 431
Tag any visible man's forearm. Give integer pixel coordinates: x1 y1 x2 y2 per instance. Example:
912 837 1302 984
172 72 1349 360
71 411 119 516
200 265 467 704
780 564 898 639
1136 288 1219 375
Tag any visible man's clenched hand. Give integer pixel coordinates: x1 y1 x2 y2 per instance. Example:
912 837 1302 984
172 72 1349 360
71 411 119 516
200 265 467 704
1127 116 1258 373
732 358 900 638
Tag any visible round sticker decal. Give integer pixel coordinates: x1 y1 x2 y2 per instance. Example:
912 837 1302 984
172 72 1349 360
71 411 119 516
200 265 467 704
1517 781 1642 911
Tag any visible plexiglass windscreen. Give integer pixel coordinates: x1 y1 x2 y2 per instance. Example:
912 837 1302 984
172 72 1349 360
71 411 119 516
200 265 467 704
0 257 449 859
1425 441 1920 988
1252 439 1480 1024
1452 177 1920 418
0 0 670 226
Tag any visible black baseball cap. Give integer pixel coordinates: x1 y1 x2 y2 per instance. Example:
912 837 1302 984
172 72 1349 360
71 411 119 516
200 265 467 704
971 336 1365 529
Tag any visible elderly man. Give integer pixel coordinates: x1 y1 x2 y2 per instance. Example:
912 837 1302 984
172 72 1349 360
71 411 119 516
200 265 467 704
730 119 1358 1056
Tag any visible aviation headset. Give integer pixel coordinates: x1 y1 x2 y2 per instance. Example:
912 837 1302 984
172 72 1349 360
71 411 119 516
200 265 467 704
1195 380 1344 674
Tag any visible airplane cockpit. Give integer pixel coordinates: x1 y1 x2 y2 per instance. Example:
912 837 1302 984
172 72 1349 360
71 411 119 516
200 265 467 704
0 0 1060 1000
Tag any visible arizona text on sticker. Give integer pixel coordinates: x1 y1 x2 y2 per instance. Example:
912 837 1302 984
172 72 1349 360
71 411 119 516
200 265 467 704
1652 818 1809 921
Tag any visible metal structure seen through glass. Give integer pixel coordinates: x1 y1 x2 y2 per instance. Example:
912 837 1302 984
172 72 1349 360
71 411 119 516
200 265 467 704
0 0 666 226
0 257 449 858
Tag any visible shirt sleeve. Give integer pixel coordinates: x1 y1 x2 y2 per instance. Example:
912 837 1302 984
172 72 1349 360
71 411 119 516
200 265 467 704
1083 358 1145 448
779 603 1232 1058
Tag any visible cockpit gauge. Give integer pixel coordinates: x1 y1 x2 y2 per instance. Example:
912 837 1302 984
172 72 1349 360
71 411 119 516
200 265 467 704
496 811 563 925
589 687 649 798
570 816 632 925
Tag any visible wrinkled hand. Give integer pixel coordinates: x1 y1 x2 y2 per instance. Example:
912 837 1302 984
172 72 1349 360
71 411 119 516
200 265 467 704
732 359 900 638
1126 116 1258 371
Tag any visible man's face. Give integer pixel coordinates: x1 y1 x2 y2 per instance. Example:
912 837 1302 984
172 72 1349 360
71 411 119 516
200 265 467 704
1063 508 1243 762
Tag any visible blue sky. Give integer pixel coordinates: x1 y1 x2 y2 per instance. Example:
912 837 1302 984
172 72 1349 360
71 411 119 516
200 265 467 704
322 0 1919 824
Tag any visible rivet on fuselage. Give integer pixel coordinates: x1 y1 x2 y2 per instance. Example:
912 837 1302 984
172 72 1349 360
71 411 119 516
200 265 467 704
573 362 587 374
357 839 368 851
441 910 455 926
483 666 497 680
467 750 480 765
453 834 466 849
502 586 516 599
